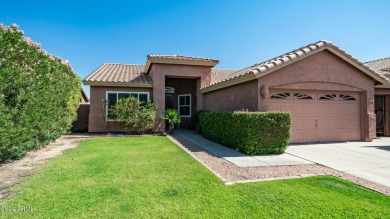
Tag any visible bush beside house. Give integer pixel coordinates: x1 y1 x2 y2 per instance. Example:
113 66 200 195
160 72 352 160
110 97 156 135
0 24 81 161
199 111 291 155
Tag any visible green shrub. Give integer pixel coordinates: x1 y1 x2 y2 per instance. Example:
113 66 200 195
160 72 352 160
110 97 156 135
160 109 181 134
199 111 291 155
0 23 81 161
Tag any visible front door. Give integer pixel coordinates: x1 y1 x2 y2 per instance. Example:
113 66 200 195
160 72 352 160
165 94 174 110
164 94 174 130
375 95 385 136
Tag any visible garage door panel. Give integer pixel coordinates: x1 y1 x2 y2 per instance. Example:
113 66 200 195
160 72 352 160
303 131 317 142
340 132 351 141
327 119 339 127
316 118 327 128
317 107 328 114
339 119 351 128
291 132 304 142
326 130 340 140
349 118 360 127
269 90 361 143
339 106 357 114
292 105 305 114
305 105 317 114
316 131 328 141
326 106 338 114
280 105 293 112
304 118 316 128
291 118 304 129
349 130 361 140
268 105 280 111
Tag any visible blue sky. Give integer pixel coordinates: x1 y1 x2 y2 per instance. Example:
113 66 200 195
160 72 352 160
1 0 389 97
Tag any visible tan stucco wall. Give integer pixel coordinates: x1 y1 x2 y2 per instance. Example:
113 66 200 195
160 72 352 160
149 63 212 131
88 86 152 132
203 80 258 112
258 50 376 141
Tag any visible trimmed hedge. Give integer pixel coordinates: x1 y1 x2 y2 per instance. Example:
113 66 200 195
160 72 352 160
199 111 291 155
0 23 81 161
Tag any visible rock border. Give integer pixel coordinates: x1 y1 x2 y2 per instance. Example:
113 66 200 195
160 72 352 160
168 134 390 196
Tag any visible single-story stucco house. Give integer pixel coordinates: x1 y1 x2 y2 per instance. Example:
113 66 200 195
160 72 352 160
83 40 390 143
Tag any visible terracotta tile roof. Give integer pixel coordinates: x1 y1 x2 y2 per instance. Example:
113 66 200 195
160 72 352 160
83 63 153 86
203 40 389 90
365 58 390 77
147 54 219 63
211 69 237 84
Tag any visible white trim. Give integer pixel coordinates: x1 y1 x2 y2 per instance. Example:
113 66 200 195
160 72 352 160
105 91 150 121
178 94 191 117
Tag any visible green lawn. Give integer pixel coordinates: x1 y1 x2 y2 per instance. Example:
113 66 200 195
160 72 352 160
1 137 390 218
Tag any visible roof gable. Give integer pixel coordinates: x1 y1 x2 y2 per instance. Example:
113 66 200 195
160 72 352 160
201 40 389 93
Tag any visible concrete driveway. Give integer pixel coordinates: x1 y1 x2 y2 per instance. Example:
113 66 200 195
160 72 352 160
286 138 390 187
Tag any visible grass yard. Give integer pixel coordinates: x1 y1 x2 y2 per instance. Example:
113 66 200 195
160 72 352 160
1 137 390 218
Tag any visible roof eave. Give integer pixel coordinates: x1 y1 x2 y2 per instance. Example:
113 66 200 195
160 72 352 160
144 57 219 73
200 73 256 93
250 46 387 86
83 81 153 88
201 43 389 93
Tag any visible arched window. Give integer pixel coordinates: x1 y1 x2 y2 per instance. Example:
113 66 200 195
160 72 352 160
319 94 336 100
340 94 356 101
293 93 313 100
270 93 290 99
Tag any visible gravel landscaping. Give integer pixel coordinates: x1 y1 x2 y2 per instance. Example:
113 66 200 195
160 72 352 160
169 134 390 196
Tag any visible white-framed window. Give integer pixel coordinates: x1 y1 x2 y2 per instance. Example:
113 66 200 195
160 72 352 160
178 94 191 117
106 91 150 120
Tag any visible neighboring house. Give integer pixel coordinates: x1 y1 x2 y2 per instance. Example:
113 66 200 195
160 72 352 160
83 40 390 143
81 88 89 104
365 58 390 136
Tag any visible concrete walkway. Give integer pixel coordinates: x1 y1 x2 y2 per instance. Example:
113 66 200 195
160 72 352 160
174 129 313 167
287 139 390 187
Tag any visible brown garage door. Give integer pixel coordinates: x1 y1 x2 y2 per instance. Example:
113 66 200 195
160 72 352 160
269 91 361 143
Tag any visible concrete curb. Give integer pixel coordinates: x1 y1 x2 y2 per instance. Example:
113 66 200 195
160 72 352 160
226 174 324 185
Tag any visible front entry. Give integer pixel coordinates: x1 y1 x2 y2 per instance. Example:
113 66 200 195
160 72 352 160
269 90 361 143
165 94 174 110
375 95 386 136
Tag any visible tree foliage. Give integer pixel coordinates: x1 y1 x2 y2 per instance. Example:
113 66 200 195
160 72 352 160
110 97 156 135
0 23 81 161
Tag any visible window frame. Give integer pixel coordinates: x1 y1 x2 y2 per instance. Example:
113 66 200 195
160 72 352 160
178 94 191 118
105 91 150 121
